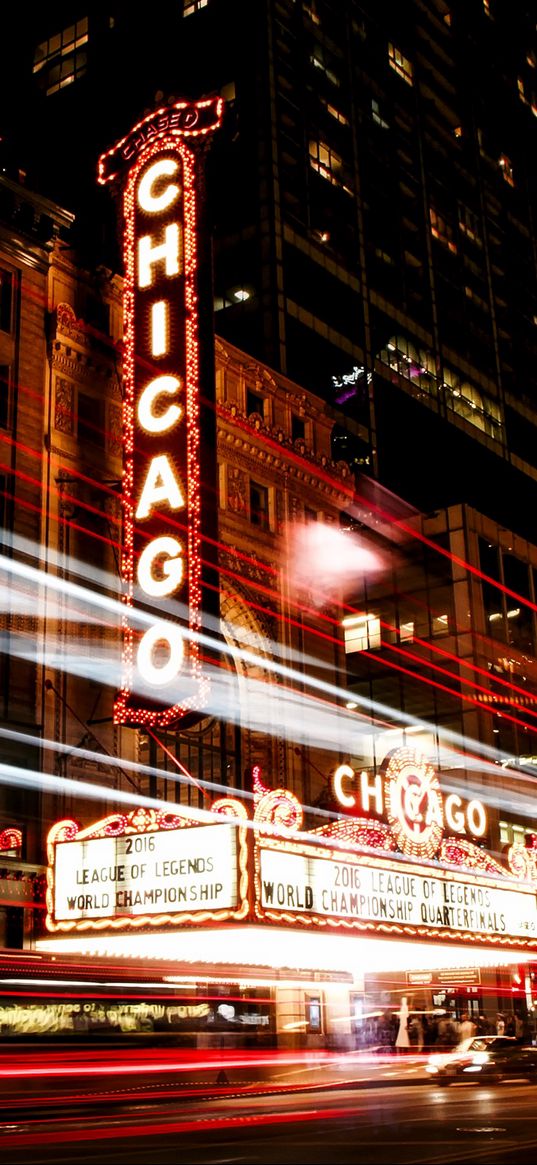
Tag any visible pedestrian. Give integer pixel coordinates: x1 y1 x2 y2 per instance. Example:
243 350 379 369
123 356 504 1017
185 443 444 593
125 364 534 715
395 996 410 1054
496 1013 505 1036
460 1013 476 1041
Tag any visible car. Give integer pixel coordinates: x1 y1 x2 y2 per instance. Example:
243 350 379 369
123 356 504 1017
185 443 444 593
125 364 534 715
426 1036 537 1085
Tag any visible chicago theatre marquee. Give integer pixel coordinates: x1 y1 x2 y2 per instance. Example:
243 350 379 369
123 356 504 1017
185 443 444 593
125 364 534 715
37 102 537 1042
39 748 537 1042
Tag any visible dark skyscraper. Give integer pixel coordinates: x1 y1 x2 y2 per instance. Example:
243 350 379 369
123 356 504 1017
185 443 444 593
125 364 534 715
2 1 537 532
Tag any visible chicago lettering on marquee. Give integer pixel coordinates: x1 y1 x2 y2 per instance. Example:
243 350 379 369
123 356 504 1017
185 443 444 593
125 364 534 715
332 748 488 860
98 98 223 727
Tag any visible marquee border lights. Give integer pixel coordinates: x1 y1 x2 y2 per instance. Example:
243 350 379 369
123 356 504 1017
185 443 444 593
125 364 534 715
0 827 22 853
98 100 222 728
45 806 249 935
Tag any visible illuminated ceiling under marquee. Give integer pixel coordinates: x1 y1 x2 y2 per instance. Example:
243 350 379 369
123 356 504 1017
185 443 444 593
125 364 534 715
36 927 537 980
98 98 223 728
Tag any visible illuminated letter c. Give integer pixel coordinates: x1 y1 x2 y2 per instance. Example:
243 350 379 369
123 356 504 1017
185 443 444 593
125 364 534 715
137 159 180 214
333 763 356 809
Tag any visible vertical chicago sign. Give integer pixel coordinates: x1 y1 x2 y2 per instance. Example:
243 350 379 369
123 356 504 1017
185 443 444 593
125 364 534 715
99 99 223 727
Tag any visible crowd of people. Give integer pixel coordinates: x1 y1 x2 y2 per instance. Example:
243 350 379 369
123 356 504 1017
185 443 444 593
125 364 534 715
356 1006 529 1052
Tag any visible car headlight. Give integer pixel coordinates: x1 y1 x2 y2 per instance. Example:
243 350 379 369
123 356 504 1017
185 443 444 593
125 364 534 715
472 1052 490 1065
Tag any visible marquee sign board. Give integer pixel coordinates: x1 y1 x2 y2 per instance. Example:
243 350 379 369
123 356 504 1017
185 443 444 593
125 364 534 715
98 98 223 727
46 806 249 933
258 846 536 945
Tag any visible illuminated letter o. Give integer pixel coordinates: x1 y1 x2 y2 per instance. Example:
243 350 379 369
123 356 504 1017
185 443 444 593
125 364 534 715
137 623 184 687
333 763 356 809
466 799 487 838
137 159 180 214
444 793 465 834
137 537 184 598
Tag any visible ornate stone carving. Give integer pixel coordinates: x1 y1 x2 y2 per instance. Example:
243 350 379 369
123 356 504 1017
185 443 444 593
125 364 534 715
227 466 247 515
54 378 74 434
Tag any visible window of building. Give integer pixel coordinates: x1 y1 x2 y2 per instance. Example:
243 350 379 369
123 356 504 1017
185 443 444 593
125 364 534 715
498 155 514 187
291 414 305 443
304 2 320 25
250 481 270 531
458 204 481 244
429 207 457 253
33 17 88 95
371 98 390 129
183 0 208 15
304 506 318 522
77 392 104 448
388 44 413 86
246 388 265 418
0 366 11 429
464 285 489 313
379 336 437 398
399 620 415 642
343 614 381 653
310 47 340 87
517 77 537 117
309 140 351 192
431 612 449 637
322 100 348 125
306 994 322 1033
0 269 13 333
443 368 503 441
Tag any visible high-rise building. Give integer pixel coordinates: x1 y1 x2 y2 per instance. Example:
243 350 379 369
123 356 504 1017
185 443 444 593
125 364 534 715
2 1 537 535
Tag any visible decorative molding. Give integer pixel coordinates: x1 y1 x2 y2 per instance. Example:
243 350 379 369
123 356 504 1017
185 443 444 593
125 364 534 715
108 403 123 457
54 377 74 434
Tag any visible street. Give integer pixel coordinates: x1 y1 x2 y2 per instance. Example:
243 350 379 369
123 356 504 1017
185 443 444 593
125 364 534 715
2 1080 537 1164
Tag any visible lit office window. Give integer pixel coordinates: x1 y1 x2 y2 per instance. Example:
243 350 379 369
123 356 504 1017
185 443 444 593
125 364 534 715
303 2 321 25
33 17 88 95
464 285 489 312
343 615 381 653
443 369 503 441
371 98 390 129
498 155 515 187
309 140 352 192
183 0 208 15
458 204 481 244
388 44 413 86
310 49 340 87
429 207 457 253
321 99 348 125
